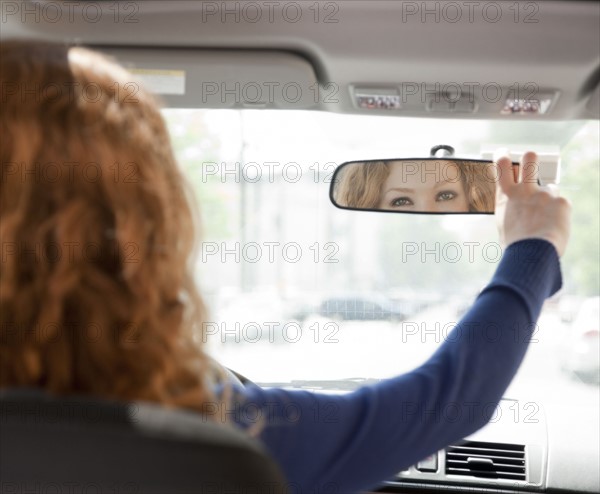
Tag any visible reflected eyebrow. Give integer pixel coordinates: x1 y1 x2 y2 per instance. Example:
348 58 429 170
384 179 460 195
383 187 414 194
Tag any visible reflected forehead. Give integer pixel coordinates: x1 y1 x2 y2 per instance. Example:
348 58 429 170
387 160 459 172
383 161 461 191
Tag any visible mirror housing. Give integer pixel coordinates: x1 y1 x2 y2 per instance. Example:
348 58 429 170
329 158 515 214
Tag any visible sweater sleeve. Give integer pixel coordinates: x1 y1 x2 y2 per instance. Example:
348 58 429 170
234 239 562 493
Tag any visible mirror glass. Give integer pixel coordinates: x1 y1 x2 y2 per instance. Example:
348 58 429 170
330 159 499 214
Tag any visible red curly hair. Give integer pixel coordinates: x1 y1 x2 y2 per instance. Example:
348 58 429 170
1 40 219 412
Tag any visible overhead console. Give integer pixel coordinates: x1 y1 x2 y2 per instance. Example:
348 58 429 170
350 84 560 118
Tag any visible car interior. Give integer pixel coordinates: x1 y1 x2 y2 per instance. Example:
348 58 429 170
1 1 599 493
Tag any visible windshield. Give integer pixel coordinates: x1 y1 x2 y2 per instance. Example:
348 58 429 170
163 110 599 406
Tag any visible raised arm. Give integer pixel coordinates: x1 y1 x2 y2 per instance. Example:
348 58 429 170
235 151 570 492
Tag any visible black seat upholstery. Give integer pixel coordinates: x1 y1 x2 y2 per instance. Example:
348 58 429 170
0 389 287 493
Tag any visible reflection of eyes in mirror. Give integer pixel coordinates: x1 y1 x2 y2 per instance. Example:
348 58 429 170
378 161 470 212
332 159 497 214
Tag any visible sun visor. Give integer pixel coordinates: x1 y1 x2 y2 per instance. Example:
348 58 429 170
98 47 320 110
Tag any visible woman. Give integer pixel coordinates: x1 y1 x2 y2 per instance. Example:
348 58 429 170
334 159 496 212
1 40 570 493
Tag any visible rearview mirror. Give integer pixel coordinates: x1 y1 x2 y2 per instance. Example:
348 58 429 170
330 159 504 214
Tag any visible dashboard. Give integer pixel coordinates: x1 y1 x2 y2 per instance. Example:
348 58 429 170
231 369 599 494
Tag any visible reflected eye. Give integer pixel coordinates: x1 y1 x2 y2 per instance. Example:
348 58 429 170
390 197 413 207
436 191 458 202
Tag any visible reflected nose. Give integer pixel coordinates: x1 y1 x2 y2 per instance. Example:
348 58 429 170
414 195 436 212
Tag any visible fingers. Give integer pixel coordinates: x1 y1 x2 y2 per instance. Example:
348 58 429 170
494 150 516 196
520 151 539 189
494 149 541 195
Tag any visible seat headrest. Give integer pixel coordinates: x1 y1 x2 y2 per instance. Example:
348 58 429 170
0 389 287 493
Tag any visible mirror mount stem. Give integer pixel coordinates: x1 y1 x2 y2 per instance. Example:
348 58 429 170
430 145 455 158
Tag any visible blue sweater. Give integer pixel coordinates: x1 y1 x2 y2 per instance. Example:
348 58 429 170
234 239 562 493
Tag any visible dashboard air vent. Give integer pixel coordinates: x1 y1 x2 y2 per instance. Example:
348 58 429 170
445 441 526 481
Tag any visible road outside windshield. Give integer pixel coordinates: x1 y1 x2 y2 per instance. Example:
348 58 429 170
164 110 599 410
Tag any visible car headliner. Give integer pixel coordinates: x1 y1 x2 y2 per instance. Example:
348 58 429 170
2 0 599 119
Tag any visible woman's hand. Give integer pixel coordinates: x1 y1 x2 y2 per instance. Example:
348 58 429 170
494 150 571 257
